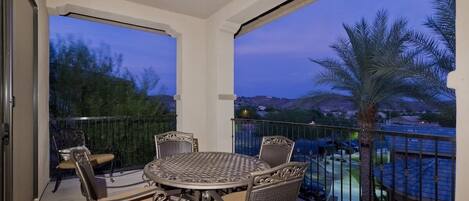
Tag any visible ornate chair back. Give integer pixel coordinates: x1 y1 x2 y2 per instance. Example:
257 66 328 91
193 138 199 152
245 162 308 201
70 149 103 201
154 131 194 159
259 136 295 167
52 128 86 151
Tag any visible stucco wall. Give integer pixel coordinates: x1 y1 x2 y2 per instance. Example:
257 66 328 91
12 0 35 200
204 0 300 152
37 0 50 199
449 0 469 200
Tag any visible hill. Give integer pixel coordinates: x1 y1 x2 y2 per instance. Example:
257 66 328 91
235 96 437 112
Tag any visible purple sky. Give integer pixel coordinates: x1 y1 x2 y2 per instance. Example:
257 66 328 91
50 16 177 95
235 0 434 98
50 0 434 98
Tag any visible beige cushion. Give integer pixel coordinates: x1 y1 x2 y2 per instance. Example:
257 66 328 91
59 146 90 161
57 154 115 169
222 191 247 201
99 186 157 201
91 154 115 165
57 160 76 169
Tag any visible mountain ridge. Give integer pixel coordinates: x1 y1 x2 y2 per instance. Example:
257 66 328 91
235 95 437 112
152 94 439 112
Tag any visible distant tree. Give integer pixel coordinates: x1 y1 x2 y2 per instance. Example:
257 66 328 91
264 109 322 124
420 111 456 127
50 36 169 117
235 106 260 119
264 109 354 126
310 11 436 201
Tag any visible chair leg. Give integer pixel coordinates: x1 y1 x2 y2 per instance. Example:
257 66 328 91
193 191 201 201
52 171 62 193
109 160 115 183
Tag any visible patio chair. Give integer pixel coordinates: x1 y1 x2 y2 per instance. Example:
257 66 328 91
152 131 197 197
193 138 199 152
217 162 308 201
259 136 295 167
51 128 115 193
154 131 195 159
70 149 168 201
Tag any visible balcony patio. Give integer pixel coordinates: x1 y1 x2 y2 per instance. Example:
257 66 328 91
2 0 469 201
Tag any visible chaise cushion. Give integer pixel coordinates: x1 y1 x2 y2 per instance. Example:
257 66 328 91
58 154 115 169
222 191 246 201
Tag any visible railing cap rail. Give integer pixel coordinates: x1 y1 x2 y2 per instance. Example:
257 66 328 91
231 118 456 142
52 114 176 121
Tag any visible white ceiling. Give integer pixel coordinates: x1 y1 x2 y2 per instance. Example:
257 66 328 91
126 0 233 19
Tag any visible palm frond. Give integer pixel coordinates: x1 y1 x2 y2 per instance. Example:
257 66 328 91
425 0 456 53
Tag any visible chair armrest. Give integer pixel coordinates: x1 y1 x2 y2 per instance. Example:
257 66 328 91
50 136 63 164
99 186 166 201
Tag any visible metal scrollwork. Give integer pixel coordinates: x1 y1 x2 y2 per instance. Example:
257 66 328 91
253 163 308 187
262 136 294 148
155 131 193 143
152 189 168 201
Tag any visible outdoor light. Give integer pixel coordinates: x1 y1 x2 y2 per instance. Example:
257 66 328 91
242 109 249 117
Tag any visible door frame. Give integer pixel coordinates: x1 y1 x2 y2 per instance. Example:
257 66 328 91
31 0 38 199
1 0 13 200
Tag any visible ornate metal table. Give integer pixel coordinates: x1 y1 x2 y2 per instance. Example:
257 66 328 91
143 152 270 190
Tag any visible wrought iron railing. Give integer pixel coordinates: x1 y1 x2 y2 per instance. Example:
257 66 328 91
50 115 176 173
232 118 456 201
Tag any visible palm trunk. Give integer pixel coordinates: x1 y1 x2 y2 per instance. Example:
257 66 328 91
358 105 377 201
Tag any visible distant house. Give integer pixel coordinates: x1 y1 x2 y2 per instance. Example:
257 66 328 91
257 105 267 111
375 158 454 201
377 112 387 119
345 110 357 119
390 116 425 126
331 111 343 117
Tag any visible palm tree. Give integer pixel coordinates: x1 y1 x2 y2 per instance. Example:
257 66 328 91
310 11 436 201
412 0 456 126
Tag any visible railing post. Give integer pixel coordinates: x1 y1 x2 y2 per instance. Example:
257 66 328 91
231 119 235 153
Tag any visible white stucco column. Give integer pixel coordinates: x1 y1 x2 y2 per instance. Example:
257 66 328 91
448 0 469 200
173 28 210 151
205 21 240 152
202 0 303 152
37 0 50 199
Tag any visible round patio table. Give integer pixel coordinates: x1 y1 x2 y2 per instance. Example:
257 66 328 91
143 152 270 190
